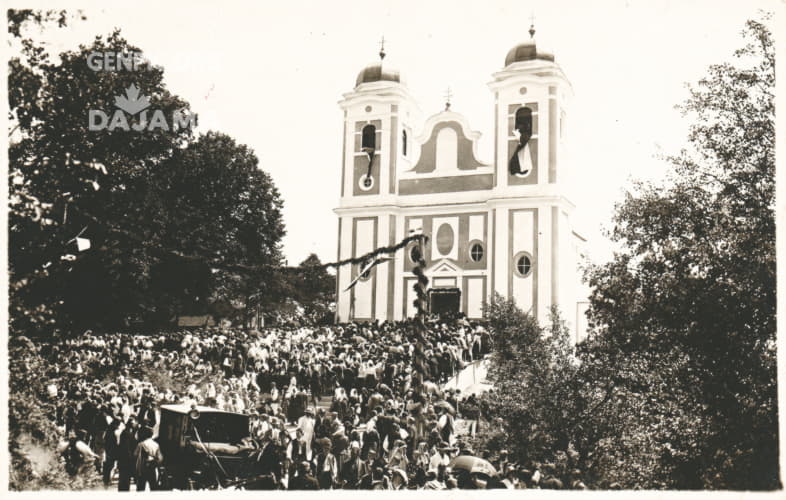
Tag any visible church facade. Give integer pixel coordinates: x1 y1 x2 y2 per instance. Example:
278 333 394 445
334 35 589 342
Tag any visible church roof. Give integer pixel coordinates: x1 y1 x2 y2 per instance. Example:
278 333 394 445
504 39 555 66
355 61 402 87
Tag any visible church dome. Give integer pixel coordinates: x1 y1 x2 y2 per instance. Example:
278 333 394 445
504 39 555 66
355 61 402 87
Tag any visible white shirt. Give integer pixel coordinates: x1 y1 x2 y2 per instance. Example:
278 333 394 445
429 451 448 471
297 415 315 441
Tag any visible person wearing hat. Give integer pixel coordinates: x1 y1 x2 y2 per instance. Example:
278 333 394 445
502 465 521 489
390 467 408 490
339 441 366 489
134 425 162 491
137 393 156 430
360 466 389 490
423 470 446 490
102 417 122 486
429 441 453 472
116 415 138 491
288 428 305 463
387 439 409 470
289 461 319 490
296 407 315 461
331 427 349 459
314 437 338 489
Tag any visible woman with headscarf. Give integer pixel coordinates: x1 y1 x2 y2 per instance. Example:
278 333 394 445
387 439 409 470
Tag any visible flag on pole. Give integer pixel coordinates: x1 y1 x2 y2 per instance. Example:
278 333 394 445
344 256 394 292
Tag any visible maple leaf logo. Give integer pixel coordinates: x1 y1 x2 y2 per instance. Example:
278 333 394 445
114 84 151 115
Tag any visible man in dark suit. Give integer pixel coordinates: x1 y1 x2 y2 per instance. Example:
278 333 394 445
289 461 319 490
102 418 122 486
290 428 307 463
255 435 284 489
117 416 138 491
137 394 157 429
339 442 367 489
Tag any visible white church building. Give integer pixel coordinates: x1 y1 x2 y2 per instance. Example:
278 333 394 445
334 32 589 342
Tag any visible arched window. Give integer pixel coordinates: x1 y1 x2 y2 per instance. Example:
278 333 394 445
362 124 376 150
514 107 533 139
435 127 458 171
402 129 408 156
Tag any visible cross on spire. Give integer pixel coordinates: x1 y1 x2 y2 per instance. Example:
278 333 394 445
529 12 536 39
379 35 386 60
444 86 453 111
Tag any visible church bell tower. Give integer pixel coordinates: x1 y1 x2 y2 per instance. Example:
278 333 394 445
335 41 421 322
486 24 586 337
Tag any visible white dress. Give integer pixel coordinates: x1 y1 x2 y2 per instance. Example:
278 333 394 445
297 415 315 460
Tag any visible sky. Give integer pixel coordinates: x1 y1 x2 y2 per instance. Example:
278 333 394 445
12 0 776 266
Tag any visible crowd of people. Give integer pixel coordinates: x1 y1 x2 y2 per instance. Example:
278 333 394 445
35 316 580 490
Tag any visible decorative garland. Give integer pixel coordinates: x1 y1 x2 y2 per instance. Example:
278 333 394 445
410 235 430 388
411 239 429 317
18 202 432 303
312 233 426 271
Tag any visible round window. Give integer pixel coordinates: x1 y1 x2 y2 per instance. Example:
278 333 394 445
358 174 374 191
469 241 484 262
409 244 422 264
513 252 533 278
357 262 372 281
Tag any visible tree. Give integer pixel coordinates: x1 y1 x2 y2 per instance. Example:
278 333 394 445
9 30 194 333
577 16 777 489
295 254 336 324
152 131 285 325
8 27 286 333
7 9 85 38
477 294 579 476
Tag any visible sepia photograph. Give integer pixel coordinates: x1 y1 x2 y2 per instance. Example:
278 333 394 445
3 0 780 492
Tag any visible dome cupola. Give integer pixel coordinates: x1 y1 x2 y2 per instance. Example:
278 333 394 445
355 37 403 87
504 23 555 66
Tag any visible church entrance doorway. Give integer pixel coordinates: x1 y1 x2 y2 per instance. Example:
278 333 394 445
429 288 461 317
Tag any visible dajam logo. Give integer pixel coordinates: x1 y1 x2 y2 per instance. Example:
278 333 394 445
89 84 197 132
86 51 154 72
114 84 150 115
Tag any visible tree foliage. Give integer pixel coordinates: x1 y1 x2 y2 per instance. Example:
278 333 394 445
476 16 776 490
290 254 336 324
576 16 777 489
478 294 579 471
7 9 85 38
153 131 285 325
8 27 285 334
